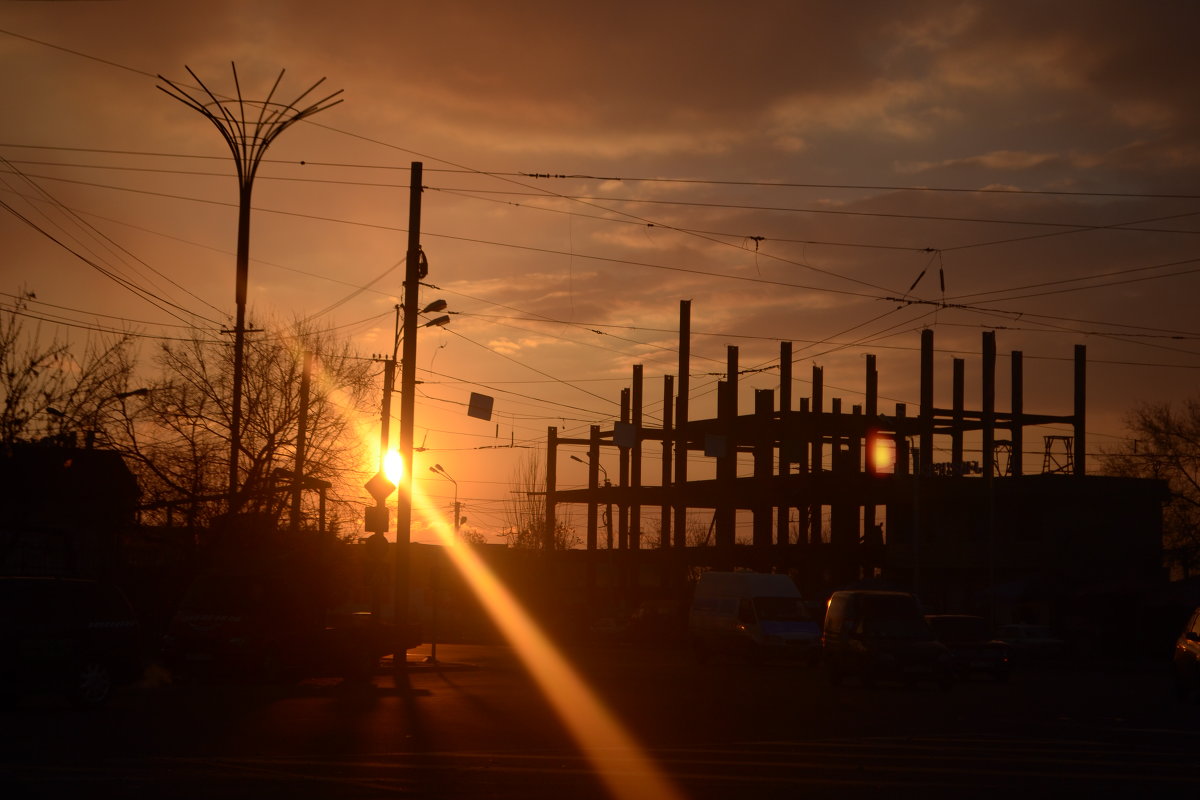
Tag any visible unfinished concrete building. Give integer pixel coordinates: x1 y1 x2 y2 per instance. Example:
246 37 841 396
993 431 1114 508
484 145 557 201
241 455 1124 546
546 301 1165 630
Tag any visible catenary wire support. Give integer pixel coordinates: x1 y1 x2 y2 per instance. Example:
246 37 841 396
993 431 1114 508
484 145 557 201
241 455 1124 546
157 64 342 513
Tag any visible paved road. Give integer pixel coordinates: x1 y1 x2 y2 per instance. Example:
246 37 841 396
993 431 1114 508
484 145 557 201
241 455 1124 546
4 643 1199 799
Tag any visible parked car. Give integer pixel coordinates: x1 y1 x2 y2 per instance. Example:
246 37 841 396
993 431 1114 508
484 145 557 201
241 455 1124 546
823 590 954 688
0 576 146 707
689 571 821 665
1173 605 1200 702
995 623 1067 663
925 614 1012 681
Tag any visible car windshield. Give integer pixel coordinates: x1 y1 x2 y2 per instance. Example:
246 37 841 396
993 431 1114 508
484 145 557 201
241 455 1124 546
753 596 811 622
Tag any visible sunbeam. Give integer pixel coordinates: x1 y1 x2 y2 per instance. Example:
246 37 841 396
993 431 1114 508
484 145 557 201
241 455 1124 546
412 486 686 800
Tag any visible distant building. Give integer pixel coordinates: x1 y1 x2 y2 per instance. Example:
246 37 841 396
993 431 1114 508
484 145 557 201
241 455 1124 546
0 441 139 576
882 473 1168 628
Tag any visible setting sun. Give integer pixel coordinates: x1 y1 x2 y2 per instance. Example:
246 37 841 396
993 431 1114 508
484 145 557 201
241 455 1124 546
383 449 404 484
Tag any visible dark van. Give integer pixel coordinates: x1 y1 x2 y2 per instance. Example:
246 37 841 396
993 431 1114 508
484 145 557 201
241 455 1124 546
0 576 145 707
823 590 953 689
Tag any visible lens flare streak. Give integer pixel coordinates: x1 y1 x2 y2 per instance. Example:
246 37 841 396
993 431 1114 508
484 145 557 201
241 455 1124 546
415 489 685 800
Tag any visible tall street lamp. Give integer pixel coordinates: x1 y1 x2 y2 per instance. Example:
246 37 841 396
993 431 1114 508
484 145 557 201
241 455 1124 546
571 454 614 550
427 463 460 665
429 463 461 537
159 65 342 513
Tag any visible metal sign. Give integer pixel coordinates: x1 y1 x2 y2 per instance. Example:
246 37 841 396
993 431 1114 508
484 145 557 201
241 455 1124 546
365 470 396 502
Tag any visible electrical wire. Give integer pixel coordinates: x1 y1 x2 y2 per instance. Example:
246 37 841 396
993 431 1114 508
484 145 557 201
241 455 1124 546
0 197 220 328
1 159 227 321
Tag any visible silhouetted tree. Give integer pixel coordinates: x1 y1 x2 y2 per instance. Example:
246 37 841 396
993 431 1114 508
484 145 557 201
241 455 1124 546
0 293 137 446
457 527 487 546
504 450 579 549
111 316 376 530
1102 398 1200 579
642 512 716 549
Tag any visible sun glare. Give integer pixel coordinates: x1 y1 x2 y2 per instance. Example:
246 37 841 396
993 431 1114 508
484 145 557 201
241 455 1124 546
413 488 684 800
873 436 896 473
383 449 403 484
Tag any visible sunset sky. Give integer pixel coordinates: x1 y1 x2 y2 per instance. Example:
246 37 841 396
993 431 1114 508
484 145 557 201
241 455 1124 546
2 1 1198 543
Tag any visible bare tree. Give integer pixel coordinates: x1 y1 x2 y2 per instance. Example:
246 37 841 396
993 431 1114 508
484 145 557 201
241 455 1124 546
457 527 487 546
112 316 376 531
641 512 715 549
1101 398 1200 579
503 449 579 549
1 293 137 446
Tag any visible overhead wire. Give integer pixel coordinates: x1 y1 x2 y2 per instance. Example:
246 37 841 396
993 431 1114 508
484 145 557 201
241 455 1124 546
11 163 1199 342
7 141 1200 201
4 26 1196 322
3 168 902 300
0 196 221 329
11 151 1200 335
425 185 1200 237
0 291 207 331
1 159 226 322
6 27 1198 460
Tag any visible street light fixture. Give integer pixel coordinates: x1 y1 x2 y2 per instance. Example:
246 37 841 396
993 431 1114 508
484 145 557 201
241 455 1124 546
427 462 460 666
571 454 614 550
375 301 450 505
429 463 460 534
570 454 609 485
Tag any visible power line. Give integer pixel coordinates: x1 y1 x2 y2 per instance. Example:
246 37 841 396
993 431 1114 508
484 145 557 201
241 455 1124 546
6 29 1197 435
436 186 1200 237
0 291 204 331
517 171 1200 201
0 196 220 328
8 167 907 297
8 158 1199 327
2 168 893 300
0 303 220 343
944 257 1200 307
430 184 932 254
7 142 1197 201
439 325 617 410
1 158 226 320
0 181 410 300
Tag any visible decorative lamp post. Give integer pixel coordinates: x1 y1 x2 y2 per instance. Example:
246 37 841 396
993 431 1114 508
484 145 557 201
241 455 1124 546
158 64 342 513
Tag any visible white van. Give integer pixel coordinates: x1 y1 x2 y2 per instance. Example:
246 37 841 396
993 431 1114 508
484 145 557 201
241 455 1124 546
688 571 821 665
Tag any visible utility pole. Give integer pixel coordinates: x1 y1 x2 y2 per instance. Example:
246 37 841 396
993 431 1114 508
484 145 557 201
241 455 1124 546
394 162 424 668
158 65 342 514
378 304 402 470
290 349 312 532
